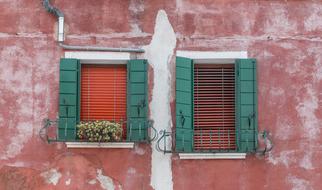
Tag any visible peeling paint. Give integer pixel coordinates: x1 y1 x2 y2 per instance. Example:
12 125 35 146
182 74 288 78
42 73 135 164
143 9 176 190
304 5 322 32
1 122 33 160
275 117 293 141
287 175 313 190
296 84 320 139
134 144 145 155
279 42 296 49
127 167 136 175
41 168 62 186
267 150 297 167
175 0 220 14
65 178 71 186
299 152 314 170
313 54 322 82
96 169 115 190
88 179 97 185
129 0 145 34
270 87 285 97
284 53 306 75
0 45 35 160
269 86 286 108
5 161 27 167
264 6 297 35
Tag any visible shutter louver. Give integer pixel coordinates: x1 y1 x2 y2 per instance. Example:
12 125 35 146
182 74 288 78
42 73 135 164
194 64 236 151
236 59 258 152
58 58 80 141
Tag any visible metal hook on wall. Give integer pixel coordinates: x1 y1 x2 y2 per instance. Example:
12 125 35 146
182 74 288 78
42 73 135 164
256 130 274 156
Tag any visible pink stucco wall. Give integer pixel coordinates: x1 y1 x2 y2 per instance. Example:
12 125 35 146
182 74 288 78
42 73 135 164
0 0 321 189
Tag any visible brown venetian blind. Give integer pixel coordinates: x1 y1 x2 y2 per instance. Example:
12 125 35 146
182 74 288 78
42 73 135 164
194 64 236 150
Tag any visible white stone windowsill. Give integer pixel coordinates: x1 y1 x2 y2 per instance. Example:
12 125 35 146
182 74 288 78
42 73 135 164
66 142 134 149
179 153 246 160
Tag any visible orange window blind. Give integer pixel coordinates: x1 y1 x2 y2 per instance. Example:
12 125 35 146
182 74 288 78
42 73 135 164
80 64 127 124
194 64 236 151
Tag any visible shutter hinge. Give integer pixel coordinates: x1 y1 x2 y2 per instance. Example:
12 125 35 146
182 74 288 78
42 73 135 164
179 110 185 127
137 99 146 116
248 112 255 128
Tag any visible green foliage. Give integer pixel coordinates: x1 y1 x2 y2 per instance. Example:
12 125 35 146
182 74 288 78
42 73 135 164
77 120 123 142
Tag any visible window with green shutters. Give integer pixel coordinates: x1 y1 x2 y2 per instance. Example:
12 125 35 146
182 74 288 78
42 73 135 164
175 57 258 153
58 58 148 142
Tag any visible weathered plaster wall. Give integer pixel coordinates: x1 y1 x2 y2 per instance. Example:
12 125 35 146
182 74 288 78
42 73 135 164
143 10 176 190
0 0 321 190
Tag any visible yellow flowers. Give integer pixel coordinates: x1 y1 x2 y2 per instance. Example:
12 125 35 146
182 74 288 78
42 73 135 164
77 120 123 142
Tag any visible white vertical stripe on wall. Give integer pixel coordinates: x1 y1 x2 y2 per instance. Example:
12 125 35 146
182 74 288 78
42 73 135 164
144 10 176 190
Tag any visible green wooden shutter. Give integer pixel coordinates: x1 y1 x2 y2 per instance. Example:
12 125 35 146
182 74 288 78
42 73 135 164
236 59 258 152
175 57 193 152
58 58 80 141
127 59 148 141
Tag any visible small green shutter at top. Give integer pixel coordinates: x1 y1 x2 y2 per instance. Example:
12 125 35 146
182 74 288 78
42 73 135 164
175 57 194 152
127 59 148 141
58 58 80 141
236 59 258 152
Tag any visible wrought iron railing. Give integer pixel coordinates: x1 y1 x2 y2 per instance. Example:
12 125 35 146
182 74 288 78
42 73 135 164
156 129 273 154
39 118 157 143
156 130 174 153
39 118 272 155
156 129 237 154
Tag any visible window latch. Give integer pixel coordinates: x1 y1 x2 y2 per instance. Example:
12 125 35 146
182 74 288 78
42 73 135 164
137 99 146 116
248 112 255 128
179 110 185 127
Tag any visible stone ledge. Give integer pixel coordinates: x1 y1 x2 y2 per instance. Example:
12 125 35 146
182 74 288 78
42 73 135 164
65 142 135 149
178 153 246 160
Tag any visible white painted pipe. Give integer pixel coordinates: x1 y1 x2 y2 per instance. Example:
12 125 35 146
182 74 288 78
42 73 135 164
59 43 145 53
58 17 64 42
